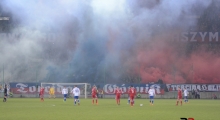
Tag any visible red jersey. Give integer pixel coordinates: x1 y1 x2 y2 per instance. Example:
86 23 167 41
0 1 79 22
128 87 136 97
92 87 97 95
115 88 122 96
178 89 182 97
40 88 44 95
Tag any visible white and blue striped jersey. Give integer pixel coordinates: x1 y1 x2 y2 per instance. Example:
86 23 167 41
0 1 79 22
72 87 80 96
148 88 156 96
184 89 188 96
62 88 68 94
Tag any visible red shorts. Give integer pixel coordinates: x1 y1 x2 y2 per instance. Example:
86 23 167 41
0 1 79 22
130 96 134 100
116 95 121 99
177 95 182 99
92 94 97 98
40 94 44 98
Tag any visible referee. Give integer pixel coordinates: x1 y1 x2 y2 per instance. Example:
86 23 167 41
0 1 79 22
3 85 7 102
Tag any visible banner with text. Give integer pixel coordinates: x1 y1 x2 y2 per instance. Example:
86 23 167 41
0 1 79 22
8 83 220 95
166 84 220 91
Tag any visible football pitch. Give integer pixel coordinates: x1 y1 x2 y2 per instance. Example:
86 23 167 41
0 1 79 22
0 98 219 120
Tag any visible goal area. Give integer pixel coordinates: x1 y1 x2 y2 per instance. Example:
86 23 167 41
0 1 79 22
41 83 90 99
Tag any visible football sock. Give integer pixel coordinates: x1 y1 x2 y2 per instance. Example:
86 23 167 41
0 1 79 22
74 99 76 104
181 101 182 105
128 99 130 104
130 101 133 106
92 100 94 104
176 101 179 105
78 99 80 103
96 99 98 103
152 100 154 104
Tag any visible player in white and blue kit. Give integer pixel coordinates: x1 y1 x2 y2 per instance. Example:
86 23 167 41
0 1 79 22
148 86 156 105
183 88 189 103
62 86 68 102
71 85 80 105
127 86 131 104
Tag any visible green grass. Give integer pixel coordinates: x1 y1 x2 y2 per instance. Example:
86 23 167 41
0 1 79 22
0 98 219 120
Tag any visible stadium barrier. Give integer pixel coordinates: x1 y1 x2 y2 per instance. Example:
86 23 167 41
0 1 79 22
1 91 219 99
94 92 220 99
1 82 219 99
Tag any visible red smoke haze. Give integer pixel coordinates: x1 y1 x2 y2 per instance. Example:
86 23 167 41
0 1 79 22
136 35 220 84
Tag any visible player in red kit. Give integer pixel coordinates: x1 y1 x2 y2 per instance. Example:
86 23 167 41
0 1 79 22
39 87 45 102
176 87 183 106
115 87 123 105
128 85 136 107
92 85 98 105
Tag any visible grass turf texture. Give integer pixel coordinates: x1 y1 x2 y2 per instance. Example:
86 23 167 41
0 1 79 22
0 98 219 120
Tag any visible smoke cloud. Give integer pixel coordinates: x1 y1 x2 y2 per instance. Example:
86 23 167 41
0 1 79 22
0 0 219 84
